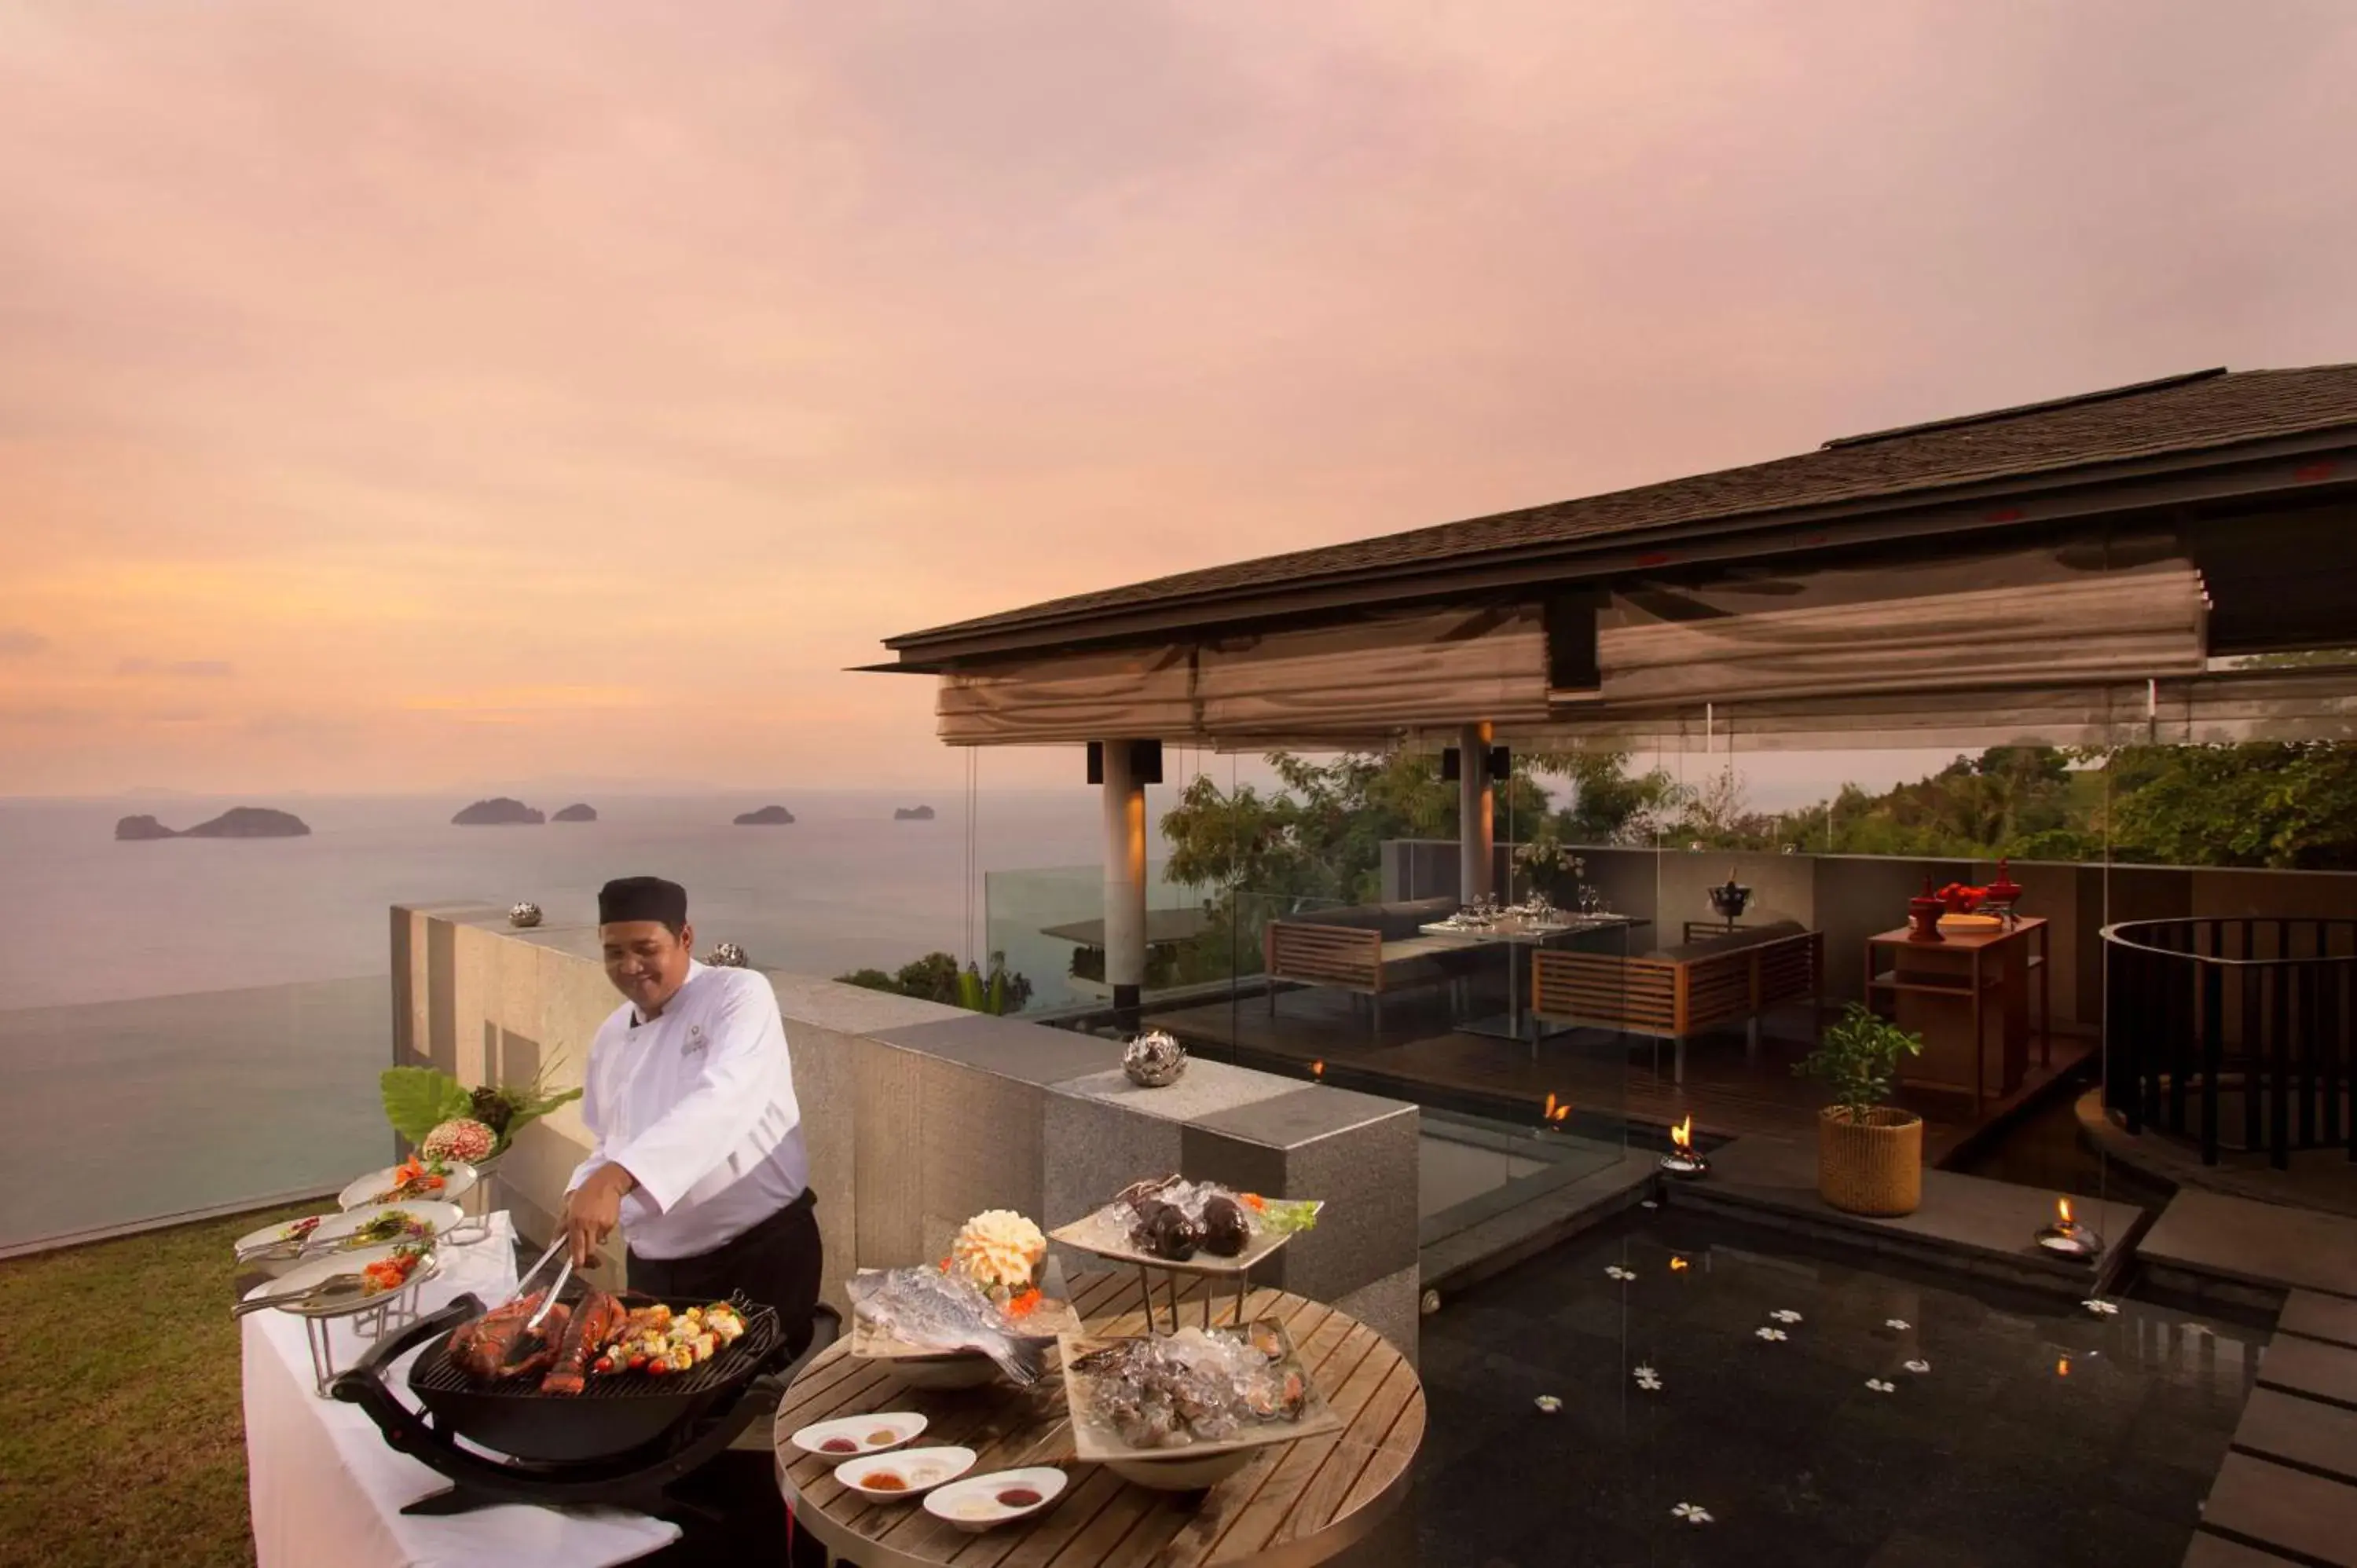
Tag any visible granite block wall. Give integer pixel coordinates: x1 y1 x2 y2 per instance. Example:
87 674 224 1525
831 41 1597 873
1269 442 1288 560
397 903 1426 1358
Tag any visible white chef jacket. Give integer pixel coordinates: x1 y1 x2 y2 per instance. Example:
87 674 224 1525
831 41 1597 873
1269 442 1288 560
564 961 810 1261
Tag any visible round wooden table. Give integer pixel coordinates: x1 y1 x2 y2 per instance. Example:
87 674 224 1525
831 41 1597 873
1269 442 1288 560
773 1269 1424 1567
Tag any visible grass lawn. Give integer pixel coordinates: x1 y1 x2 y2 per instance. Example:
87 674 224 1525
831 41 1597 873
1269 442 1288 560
0 1202 317 1568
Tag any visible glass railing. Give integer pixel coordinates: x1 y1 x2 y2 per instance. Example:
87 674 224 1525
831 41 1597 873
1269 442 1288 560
0 976 391 1255
981 862 1219 1014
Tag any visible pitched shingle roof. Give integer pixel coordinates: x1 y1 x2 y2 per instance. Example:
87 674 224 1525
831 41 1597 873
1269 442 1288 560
888 364 2357 651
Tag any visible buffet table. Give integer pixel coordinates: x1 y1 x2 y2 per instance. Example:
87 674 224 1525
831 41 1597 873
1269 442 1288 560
241 1211 682 1568
774 1270 1423 1567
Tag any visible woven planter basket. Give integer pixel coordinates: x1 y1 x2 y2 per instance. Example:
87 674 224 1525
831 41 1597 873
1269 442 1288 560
1816 1106 1923 1218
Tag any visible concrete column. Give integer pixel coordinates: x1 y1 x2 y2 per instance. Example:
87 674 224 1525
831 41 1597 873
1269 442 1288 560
1459 721 1495 903
1102 739 1149 1024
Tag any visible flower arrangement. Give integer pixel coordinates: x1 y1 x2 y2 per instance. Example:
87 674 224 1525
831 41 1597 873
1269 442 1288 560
380 1058 581 1162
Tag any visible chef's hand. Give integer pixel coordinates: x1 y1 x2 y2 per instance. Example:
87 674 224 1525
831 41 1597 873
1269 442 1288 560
563 1164 636 1266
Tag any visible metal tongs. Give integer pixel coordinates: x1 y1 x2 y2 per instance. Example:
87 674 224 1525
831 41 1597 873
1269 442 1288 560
499 1232 575 1335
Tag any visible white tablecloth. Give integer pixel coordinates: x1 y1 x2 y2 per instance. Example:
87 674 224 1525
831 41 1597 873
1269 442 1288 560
242 1211 681 1568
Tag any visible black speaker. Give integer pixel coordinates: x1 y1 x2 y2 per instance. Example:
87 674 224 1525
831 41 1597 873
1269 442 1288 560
1488 745 1512 781
1086 741 1164 786
1439 748 1461 782
1545 592 1603 691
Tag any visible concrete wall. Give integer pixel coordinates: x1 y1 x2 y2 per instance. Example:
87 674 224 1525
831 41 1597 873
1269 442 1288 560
394 903 1424 1361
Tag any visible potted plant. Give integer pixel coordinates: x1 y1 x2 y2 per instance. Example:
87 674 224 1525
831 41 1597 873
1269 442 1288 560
1794 1005 1926 1217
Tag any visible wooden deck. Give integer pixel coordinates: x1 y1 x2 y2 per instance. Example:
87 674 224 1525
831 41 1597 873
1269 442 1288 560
1146 982 2092 1169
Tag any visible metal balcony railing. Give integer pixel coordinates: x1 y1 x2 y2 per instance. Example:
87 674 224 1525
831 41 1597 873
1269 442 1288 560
2103 917 2355 1168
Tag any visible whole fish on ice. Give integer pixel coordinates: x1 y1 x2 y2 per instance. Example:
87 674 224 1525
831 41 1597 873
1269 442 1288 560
848 1267 1055 1385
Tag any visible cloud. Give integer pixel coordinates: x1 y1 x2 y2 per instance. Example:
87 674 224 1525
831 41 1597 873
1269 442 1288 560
116 658 236 678
2 2 2355 794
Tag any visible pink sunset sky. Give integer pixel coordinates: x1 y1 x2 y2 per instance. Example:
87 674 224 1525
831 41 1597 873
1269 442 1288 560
3 2 2353 799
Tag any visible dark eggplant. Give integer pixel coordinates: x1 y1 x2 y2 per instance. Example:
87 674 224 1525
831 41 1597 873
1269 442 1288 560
1200 1196 1249 1257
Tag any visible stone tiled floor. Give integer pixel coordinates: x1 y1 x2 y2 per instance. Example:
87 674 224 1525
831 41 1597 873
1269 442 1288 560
1410 1207 2259 1566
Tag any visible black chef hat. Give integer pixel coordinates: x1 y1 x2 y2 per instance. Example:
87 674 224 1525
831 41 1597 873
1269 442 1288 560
598 876 688 932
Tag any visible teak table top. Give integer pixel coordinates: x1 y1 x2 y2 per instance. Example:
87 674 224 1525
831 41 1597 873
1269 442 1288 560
773 1269 1424 1568
1867 915 2047 953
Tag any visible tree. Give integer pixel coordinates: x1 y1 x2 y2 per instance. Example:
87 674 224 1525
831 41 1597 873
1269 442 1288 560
1530 748 1685 844
2102 742 2357 870
1783 742 2355 870
838 951 1034 1014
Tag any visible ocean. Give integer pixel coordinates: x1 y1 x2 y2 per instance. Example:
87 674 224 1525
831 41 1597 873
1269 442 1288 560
0 788 1169 1251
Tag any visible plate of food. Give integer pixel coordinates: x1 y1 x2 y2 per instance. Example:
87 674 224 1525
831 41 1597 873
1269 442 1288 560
788 1411 928 1460
834 1445 976 1500
848 1210 1081 1387
235 1201 463 1264
240 1241 439 1319
339 1155 477 1211
1060 1318 1343 1489
1050 1177 1322 1276
924 1467 1068 1533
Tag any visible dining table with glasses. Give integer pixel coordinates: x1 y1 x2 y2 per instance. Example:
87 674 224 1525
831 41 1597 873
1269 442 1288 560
1420 896 1639 1053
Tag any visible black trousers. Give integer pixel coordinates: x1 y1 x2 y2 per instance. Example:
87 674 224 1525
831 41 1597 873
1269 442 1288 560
626 1188 823 1358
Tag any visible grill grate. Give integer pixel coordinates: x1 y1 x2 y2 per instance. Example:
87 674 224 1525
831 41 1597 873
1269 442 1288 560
412 1291 777 1402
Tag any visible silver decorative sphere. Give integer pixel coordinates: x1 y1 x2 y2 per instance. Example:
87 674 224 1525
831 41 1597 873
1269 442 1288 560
1122 1028 1188 1088
508 902 543 929
706 941 749 968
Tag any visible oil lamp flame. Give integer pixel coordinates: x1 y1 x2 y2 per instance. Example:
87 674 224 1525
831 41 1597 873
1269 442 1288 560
2036 1193 2102 1261
1659 1115 1706 1178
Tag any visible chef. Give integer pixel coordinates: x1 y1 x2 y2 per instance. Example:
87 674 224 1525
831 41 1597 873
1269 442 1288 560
563 875 822 1354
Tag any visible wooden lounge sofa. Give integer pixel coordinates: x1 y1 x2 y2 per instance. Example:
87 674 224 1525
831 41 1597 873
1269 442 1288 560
1263 896 1469 1031
1529 920 1823 1083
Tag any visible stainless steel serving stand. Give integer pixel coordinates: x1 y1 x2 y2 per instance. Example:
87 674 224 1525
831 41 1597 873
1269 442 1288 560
283 1257 442 1397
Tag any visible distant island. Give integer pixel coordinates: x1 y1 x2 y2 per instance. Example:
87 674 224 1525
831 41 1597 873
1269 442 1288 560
733 804 797 826
453 797 545 826
893 805 936 821
115 807 310 841
552 803 598 822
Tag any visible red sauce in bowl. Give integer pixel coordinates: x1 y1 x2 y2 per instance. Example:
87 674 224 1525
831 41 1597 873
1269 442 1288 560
995 1488 1043 1508
819 1438 857 1454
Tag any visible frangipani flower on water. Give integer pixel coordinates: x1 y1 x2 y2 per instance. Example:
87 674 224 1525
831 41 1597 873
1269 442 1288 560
1770 1309 1802 1324
1904 1359 1931 1375
2084 1299 2121 1317
1865 1378 1895 1394
1533 1394 1563 1415
1755 1326 1788 1343
1885 1318 1912 1331
1671 1503 1714 1525
1606 1265 1637 1281
1640 1199 1660 1210
1634 1365 1662 1391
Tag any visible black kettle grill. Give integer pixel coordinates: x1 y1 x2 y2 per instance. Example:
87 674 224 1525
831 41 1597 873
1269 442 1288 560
330 1291 839 1519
